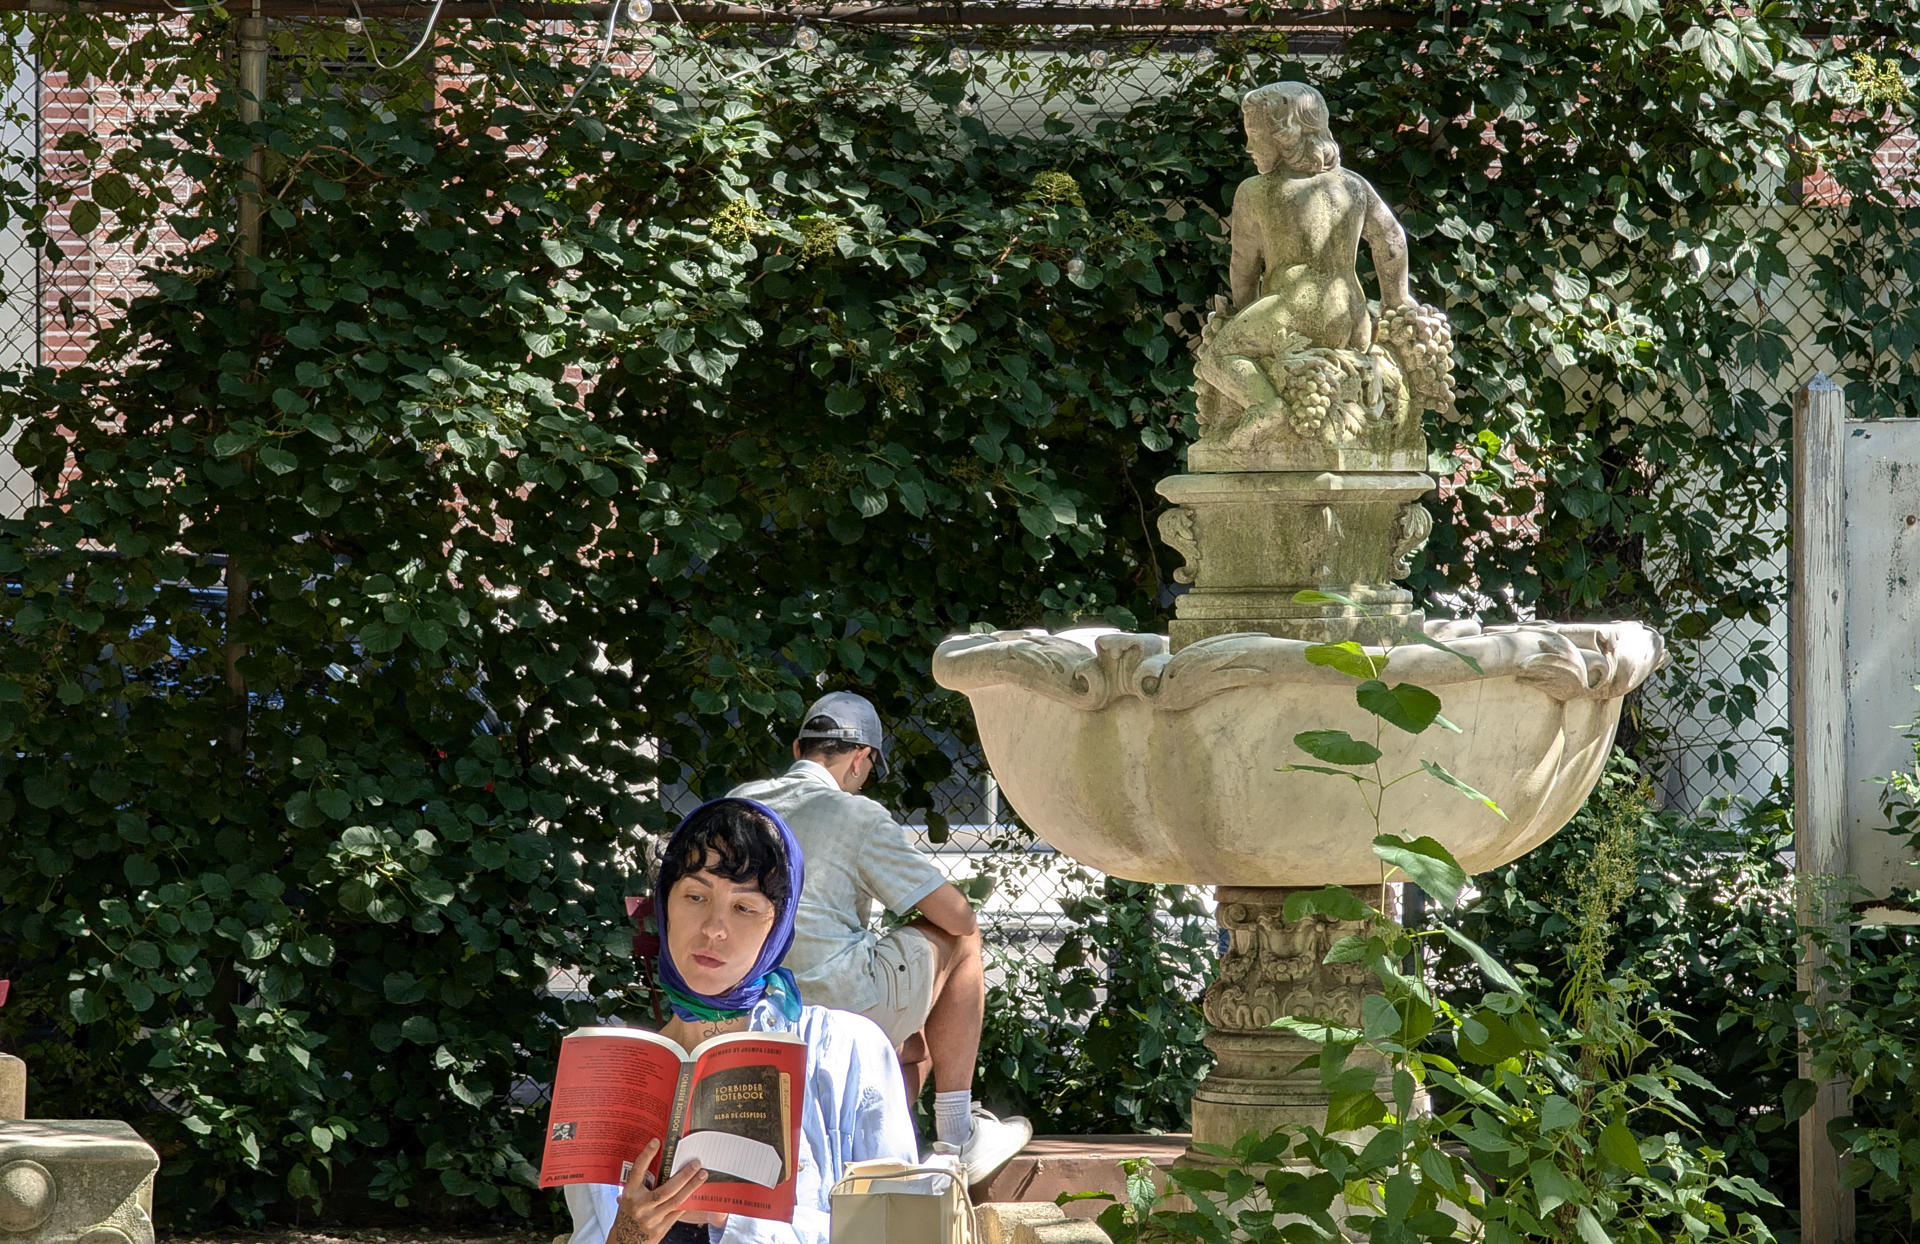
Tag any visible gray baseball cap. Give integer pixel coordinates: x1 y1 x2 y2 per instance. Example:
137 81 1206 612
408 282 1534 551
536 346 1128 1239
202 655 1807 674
796 691 890 776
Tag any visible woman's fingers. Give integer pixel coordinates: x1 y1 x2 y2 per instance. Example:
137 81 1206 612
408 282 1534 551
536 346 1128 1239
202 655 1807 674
610 1140 708 1244
622 1137 663 1199
654 1159 709 1209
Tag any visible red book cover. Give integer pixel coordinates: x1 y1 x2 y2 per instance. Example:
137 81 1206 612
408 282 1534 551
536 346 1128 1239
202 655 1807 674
538 1027 806 1223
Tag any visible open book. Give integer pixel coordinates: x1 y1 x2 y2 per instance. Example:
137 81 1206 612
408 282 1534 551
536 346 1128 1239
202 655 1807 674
538 1026 806 1222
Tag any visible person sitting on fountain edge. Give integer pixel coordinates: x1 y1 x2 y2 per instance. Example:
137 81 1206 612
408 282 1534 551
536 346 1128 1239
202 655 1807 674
728 691 1033 1186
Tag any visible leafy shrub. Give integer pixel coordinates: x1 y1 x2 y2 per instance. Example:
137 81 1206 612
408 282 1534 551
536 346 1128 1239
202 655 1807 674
1093 836 1780 1244
1782 924 1920 1238
1452 761 1801 1218
979 876 1214 1133
1756 693 1920 1239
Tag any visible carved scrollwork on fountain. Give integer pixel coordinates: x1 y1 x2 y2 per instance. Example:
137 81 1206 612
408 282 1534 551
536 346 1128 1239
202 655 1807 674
1158 508 1200 586
1390 502 1433 577
1203 894 1372 1033
934 621 1666 711
932 621 1666 885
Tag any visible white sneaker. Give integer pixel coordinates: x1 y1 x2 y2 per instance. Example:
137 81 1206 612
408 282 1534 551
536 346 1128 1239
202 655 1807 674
957 1104 1032 1186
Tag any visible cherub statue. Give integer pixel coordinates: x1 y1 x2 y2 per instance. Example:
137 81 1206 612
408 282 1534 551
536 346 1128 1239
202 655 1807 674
1195 82 1455 450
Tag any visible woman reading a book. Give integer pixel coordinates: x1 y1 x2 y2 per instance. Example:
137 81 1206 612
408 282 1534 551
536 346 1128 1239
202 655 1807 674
564 797 919 1244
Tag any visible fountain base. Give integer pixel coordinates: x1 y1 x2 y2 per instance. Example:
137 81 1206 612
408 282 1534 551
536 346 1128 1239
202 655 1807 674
1190 886 1389 1155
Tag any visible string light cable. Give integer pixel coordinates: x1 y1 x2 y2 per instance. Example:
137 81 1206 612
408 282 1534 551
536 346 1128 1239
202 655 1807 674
347 0 450 70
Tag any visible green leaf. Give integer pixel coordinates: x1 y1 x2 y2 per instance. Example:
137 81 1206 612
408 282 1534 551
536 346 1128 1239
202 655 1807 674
1530 1161 1580 1214
1456 1010 1523 1064
1783 1077 1818 1123
1574 1206 1612 1244
1371 834 1468 906
1303 640 1386 680
69 198 101 235
1271 1015 1362 1044
1436 924 1526 994
1282 885 1370 923
1326 1088 1389 1133
541 237 585 267
1293 588 1361 608
1540 1094 1580 1131
68 987 108 1024
1355 680 1443 734
824 387 864 416
1419 760 1506 818
1599 1120 1648 1175
1294 730 1382 767
1279 763 1366 783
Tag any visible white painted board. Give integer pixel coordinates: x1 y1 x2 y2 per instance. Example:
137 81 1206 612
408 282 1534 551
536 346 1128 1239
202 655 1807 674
1841 417 1920 920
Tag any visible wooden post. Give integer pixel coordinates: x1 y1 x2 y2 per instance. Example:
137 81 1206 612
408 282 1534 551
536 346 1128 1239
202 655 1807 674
1789 372 1854 1244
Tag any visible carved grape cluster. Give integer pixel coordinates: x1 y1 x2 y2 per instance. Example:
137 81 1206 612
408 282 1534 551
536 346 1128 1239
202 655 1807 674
1281 358 1342 437
1375 302 1457 415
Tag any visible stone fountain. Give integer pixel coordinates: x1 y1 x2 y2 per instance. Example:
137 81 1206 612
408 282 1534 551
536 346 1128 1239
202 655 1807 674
932 81 1665 1153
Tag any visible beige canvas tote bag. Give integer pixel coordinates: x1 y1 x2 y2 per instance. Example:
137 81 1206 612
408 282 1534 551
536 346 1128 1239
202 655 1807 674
829 1157 973 1244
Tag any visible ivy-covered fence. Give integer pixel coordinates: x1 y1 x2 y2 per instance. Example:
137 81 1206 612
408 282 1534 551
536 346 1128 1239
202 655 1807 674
0 5 1915 1228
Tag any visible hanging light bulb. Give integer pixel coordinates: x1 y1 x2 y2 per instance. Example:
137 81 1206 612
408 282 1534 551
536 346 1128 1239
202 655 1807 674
625 0 653 23
1065 254 1086 278
1087 48 1109 69
343 15 365 33
793 24 821 51
948 47 971 71
1194 46 1215 68
957 94 979 117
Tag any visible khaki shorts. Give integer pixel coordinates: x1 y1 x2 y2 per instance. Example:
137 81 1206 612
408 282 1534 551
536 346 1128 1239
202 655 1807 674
857 925 938 1049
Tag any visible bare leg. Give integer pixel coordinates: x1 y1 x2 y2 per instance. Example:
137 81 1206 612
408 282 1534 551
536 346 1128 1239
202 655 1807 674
908 919 984 1096
897 1031 932 1104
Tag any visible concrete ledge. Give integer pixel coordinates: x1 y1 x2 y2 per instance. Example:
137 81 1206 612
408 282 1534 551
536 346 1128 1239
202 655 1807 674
970 1136 1187 1221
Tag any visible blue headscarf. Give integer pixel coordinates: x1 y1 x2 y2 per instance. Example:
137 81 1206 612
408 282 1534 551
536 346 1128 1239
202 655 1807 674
654 797 805 1023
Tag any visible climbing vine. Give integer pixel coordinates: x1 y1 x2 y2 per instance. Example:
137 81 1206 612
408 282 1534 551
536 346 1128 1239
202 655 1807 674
0 2 1913 1224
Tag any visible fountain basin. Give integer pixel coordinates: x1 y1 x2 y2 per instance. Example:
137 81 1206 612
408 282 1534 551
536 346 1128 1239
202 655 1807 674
932 620 1666 887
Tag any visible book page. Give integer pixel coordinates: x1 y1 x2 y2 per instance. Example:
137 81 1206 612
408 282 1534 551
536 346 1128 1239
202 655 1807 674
676 1034 807 1222
670 1131 783 1186
538 1028 688 1188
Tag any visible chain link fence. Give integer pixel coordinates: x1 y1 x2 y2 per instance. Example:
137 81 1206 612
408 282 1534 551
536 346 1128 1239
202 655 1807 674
4 23 1913 958
1 53 37 519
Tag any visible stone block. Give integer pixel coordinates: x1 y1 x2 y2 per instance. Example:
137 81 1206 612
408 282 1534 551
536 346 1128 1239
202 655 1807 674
0 1057 23 1122
972 1201 1063 1244
0 1120 158 1244
1013 1219 1109 1244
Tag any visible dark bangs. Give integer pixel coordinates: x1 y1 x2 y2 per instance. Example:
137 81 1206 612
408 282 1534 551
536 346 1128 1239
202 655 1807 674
658 799 791 909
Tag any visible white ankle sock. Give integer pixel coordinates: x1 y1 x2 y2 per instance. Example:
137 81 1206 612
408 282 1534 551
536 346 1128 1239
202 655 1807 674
934 1090 974 1147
